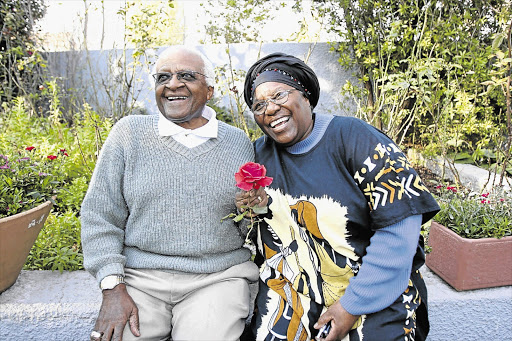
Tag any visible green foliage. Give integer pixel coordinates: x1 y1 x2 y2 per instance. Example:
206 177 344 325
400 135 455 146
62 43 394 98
122 0 183 59
55 176 90 213
200 0 284 44
0 145 66 218
311 0 511 187
0 0 47 106
0 88 112 271
433 185 512 239
24 210 83 272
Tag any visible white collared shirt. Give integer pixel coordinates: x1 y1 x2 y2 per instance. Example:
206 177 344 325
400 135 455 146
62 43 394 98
157 106 219 148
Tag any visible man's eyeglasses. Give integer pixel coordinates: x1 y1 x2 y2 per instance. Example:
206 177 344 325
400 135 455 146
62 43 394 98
251 89 299 116
152 71 207 85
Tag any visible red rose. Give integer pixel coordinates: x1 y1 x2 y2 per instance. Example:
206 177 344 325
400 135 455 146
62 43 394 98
235 162 273 191
25 146 35 151
47 155 57 160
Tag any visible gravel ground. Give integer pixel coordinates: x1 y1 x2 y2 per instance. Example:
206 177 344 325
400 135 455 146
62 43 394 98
415 165 443 193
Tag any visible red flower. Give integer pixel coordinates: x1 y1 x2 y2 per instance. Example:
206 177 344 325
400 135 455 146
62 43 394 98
235 162 273 191
25 146 35 151
60 149 66 152
435 185 443 189
482 193 490 198
47 155 57 160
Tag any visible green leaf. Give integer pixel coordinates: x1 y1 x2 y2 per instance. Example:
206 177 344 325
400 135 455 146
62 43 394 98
233 213 247 222
251 206 268 215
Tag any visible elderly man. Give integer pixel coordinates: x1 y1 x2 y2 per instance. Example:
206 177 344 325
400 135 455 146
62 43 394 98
81 46 263 341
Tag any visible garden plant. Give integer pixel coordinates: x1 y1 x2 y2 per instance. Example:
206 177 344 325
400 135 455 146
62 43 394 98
432 184 512 239
0 94 112 272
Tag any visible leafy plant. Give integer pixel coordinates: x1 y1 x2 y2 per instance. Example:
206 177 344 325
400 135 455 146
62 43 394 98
305 0 511 191
24 210 83 272
313 0 508 142
0 90 112 271
0 0 47 106
433 185 512 239
199 0 284 44
0 146 68 218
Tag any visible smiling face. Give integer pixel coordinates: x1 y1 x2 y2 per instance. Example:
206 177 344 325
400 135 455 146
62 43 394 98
253 82 314 147
154 49 214 129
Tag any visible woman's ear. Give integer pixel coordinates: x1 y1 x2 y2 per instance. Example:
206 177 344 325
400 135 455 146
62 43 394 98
302 94 313 113
302 94 310 105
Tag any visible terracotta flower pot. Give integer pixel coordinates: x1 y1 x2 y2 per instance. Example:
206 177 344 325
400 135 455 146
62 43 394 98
426 221 512 291
0 200 53 293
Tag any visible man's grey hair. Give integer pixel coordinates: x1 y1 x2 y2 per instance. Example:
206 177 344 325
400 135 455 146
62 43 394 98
156 46 215 87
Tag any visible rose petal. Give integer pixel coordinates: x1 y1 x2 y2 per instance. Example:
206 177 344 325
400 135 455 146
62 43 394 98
236 182 254 191
241 162 266 177
256 176 273 188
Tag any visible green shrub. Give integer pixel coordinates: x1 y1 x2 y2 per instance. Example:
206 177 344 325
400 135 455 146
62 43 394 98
0 146 67 218
55 176 90 213
433 185 512 239
0 93 111 271
24 210 83 272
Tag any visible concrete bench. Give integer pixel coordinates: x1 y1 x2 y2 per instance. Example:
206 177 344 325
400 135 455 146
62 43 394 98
1 267 511 340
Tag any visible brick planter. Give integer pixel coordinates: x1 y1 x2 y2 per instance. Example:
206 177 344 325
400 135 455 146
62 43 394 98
426 221 512 291
0 200 53 293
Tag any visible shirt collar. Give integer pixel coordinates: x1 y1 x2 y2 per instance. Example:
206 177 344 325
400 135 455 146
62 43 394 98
158 106 218 138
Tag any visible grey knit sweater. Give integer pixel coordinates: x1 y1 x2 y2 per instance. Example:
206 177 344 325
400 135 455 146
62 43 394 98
80 115 254 283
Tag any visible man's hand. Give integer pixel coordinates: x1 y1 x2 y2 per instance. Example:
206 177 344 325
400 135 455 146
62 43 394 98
314 302 360 341
235 187 268 217
93 284 140 341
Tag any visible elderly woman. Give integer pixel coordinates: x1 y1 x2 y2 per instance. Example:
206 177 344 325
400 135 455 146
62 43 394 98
236 53 440 341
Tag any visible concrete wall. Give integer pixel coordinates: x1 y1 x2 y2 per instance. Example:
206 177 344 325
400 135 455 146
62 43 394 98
46 42 357 118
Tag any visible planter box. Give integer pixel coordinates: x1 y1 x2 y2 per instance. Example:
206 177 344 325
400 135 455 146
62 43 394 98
0 201 53 293
426 221 512 291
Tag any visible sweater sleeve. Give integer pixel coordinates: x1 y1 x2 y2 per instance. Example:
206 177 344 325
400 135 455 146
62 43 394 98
339 214 422 315
80 120 130 284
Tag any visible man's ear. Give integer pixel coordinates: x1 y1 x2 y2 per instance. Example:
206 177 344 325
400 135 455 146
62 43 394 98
207 86 214 101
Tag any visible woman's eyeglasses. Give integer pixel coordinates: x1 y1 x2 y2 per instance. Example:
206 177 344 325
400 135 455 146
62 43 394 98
251 89 299 116
152 71 207 85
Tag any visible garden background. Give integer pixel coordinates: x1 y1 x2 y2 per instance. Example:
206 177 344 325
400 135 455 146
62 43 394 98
0 0 510 272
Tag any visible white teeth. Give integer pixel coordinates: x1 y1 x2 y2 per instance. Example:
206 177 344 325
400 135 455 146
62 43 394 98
270 117 289 128
167 96 187 100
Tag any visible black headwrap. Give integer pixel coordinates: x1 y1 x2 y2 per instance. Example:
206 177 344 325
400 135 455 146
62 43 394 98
243 52 320 109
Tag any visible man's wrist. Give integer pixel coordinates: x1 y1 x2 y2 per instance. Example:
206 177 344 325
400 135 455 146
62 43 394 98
100 274 125 291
